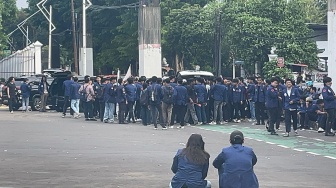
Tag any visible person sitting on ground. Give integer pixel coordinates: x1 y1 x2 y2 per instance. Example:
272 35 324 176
213 130 259 188
170 134 211 188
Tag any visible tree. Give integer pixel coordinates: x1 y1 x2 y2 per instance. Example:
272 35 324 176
263 60 293 79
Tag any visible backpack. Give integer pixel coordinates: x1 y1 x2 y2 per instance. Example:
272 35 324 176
79 85 88 101
140 89 148 106
150 85 159 102
162 86 174 104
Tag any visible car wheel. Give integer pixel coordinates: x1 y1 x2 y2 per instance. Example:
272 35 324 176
32 97 41 111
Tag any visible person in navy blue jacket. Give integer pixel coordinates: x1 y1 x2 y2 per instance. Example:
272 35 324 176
147 76 166 129
224 78 233 122
20 78 31 112
116 78 127 124
125 78 137 123
231 79 243 123
170 134 211 188
134 78 143 120
194 78 208 124
282 79 301 137
38 76 49 112
173 79 188 129
322 77 336 136
213 130 258 188
210 77 227 125
266 77 281 135
254 77 266 125
62 75 74 118
70 77 81 118
103 77 117 123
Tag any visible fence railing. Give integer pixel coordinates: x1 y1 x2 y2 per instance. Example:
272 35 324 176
0 41 43 79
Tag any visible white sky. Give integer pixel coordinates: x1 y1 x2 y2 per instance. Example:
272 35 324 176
16 0 28 9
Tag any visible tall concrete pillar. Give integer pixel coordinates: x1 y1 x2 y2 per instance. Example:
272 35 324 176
34 41 43 74
328 0 336 91
138 0 162 77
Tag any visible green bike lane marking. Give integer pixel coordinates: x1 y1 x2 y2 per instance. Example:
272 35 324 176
198 125 336 159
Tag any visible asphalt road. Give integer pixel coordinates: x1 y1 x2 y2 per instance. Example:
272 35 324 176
0 107 336 188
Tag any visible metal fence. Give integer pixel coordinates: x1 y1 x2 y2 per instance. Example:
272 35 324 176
0 41 43 79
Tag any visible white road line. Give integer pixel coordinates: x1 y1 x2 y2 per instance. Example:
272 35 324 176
324 156 336 160
265 141 275 145
297 136 307 138
255 139 262 142
306 152 320 156
293 149 304 152
314 138 324 142
278 145 289 149
245 137 252 139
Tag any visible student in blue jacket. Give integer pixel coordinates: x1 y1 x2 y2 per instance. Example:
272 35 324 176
170 134 211 188
265 77 280 135
20 78 31 112
322 77 336 136
213 130 258 188
282 79 301 137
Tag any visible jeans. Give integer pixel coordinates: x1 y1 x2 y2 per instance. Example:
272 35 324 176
8 97 16 112
195 104 207 124
175 104 187 126
150 103 164 128
284 109 298 133
40 93 48 111
326 108 335 134
126 101 135 122
162 102 173 126
134 100 141 119
63 96 74 116
169 180 211 188
104 102 115 122
184 103 198 124
71 99 80 114
255 102 265 123
249 100 256 119
118 102 127 123
268 107 278 132
141 105 150 125
213 100 223 123
233 102 241 120
224 102 233 122
83 100 94 119
22 97 29 111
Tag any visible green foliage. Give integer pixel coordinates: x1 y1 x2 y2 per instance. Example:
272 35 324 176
262 60 293 79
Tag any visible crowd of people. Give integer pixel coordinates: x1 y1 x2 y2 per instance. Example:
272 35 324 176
2 73 336 137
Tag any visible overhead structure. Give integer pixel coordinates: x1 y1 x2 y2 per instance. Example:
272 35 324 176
328 0 336 91
138 0 162 77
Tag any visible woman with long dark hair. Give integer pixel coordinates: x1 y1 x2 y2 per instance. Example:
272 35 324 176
170 134 211 188
38 76 49 112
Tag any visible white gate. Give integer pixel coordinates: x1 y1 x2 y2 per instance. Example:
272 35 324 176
0 41 43 79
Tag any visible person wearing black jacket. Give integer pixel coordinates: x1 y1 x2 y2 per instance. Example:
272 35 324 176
7 77 16 113
116 78 127 124
103 77 117 123
184 79 199 125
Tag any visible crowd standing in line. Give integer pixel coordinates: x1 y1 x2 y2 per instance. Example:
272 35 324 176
2 74 336 137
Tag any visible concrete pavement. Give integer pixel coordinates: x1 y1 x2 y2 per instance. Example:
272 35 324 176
0 109 335 187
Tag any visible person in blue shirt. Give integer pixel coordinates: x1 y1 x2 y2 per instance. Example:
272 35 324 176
125 78 137 123
173 79 188 129
231 79 243 123
306 99 327 133
20 78 31 112
224 78 233 122
253 77 266 125
62 75 74 118
266 77 281 135
194 78 208 124
70 77 81 118
210 77 227 125
93 76 105 121
282 79 301 137
238 77 247 120
170 134 211 188
38 76 49 112
134 77 143 120
147 76 166 129
116 78 127 124
298 96 307 130
169 76 178 127
322 77 336 136
103 77 117 123
213 130 258 188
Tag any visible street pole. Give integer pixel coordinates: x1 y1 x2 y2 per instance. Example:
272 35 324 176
233 59 236 78
26 26 29 47
71 0 78 74
328 0 336 91
82 0 87 76
48 5 52 69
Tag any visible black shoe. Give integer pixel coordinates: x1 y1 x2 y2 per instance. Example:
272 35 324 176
256 123 261 125
90 118 97 121
85 118 90 121
325 132 335 136
271 132 278 135
261 122 265 125
283 132 290 137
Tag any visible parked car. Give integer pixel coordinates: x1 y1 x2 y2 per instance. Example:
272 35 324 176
176 70 214 80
